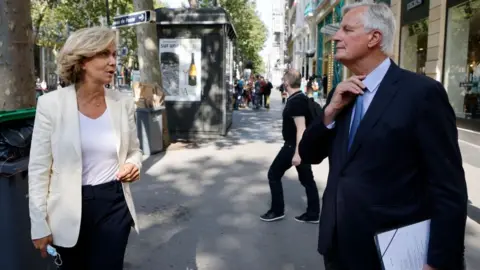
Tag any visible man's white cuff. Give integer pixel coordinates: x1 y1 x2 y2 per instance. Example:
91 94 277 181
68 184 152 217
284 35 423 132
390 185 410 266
326 122 336 129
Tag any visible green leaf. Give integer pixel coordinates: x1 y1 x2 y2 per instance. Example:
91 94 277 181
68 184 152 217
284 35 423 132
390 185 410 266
219 0 267 74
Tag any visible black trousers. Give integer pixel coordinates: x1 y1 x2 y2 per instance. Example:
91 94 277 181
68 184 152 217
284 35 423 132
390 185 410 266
268 143 320 215
323 229 346 270
263 93 270 108
56 181 133 270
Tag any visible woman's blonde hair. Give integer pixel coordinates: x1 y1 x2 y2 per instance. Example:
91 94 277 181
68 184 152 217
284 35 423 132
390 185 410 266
56 26 116 85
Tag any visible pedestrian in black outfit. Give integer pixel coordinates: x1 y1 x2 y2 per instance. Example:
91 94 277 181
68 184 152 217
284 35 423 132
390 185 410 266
264 79 273 108
260 69 320 223
279 84 286 104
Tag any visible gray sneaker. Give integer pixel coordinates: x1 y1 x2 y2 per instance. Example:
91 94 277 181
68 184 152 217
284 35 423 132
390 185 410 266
294 213 319 223
260 210 285 222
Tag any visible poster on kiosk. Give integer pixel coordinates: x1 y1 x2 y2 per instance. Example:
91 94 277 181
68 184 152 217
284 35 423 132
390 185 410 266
159 38 202 101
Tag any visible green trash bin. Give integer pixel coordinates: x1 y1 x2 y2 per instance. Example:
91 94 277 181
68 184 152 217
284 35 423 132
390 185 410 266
0 108 56 270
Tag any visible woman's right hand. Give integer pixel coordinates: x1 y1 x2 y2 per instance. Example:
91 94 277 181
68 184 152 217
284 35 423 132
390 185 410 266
33 235 53 258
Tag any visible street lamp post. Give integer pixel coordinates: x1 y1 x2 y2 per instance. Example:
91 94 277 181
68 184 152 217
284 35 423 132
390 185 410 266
105 0 110 26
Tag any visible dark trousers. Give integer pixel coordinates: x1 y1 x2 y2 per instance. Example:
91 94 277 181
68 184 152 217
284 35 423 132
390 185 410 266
263 93 270 108
323 229 346 270
56 181 133 270
268 143 319 215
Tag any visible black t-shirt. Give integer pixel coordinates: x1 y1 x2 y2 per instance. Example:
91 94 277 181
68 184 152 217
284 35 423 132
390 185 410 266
282 91 310 145
264 82 273 95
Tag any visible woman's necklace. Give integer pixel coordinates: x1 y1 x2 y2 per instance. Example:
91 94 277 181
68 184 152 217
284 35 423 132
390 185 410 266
75 85 104 108
78 96 103 108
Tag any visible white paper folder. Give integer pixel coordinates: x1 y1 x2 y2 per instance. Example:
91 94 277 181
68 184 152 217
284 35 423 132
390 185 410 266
375 220 431 270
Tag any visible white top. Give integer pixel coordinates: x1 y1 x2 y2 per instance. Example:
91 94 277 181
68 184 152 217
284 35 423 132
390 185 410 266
78 108 119 186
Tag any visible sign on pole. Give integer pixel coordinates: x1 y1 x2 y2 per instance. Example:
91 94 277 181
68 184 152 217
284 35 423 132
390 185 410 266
320 23 340 36
112 10 156 29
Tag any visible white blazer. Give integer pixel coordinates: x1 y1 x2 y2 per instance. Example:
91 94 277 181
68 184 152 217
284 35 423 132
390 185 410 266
28 85 143 247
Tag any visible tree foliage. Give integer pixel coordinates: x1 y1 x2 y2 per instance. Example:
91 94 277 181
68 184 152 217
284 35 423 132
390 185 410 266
31 0 265 73
200 0 267 74
31 0 166 64
222 0 267 74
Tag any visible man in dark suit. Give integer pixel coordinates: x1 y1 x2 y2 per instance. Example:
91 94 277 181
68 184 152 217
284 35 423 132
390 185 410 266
299 2 468 270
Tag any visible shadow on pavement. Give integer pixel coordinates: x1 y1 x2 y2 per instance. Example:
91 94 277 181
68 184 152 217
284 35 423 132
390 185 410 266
468 201 480 225
124 152 325 270
125 93 480 270
465 221 480 269
140 151 167 175
180 104 284 151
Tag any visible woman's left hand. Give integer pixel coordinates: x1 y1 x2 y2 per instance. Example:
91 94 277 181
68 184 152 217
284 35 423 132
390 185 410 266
116 163 140 182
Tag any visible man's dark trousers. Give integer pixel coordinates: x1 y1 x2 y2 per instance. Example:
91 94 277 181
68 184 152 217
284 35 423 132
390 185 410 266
268 143 319 215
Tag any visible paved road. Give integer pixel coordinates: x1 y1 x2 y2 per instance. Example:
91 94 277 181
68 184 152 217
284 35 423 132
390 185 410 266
124 93 480 270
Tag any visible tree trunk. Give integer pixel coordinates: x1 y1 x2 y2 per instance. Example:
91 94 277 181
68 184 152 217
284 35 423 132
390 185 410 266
33 4 48 44
132 0 170 147
0 0 36 110
33 0 57 44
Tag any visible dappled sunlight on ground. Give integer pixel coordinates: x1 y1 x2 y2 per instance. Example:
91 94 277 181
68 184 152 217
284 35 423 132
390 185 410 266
124 94 480 269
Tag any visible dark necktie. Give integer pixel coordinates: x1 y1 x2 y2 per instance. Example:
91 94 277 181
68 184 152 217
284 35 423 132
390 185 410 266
348 93 364 151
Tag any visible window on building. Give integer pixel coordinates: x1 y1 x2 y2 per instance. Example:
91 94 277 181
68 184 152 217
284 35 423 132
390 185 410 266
375 0 391 5
444 0 480 120
274 32 281 46
399 18 428 75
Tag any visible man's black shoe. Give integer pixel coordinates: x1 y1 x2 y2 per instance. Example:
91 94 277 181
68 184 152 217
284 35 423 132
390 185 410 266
294 213 319 223
260 210 285 222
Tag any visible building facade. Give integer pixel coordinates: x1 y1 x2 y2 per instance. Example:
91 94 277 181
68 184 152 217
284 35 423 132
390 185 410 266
283 0 479 129
391 0 480 130
266 0 287 86
315 0 349 94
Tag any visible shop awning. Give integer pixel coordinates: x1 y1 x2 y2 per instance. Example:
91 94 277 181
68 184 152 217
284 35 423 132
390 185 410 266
320 23 340 36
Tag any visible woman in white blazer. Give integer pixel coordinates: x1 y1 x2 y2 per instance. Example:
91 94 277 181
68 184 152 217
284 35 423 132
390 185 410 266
28 27 142 270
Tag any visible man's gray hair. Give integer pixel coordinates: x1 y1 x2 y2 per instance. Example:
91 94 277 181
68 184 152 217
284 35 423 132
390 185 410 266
342 1 396 55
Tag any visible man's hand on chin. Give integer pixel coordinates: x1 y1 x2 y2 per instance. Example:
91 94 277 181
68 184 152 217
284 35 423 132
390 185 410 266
423 265 437 270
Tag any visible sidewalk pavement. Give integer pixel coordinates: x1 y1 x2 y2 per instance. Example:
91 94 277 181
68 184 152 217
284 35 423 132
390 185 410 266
124 93 480 270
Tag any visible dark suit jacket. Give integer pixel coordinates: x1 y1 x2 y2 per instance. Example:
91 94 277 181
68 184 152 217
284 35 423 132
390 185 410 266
299 61 468 270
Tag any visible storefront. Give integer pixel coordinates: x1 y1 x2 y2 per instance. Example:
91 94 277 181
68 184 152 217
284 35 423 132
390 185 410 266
316 0 345 94
443 0 480 126
399 0 429 74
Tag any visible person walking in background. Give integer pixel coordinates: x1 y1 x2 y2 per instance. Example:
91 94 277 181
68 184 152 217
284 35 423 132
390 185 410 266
264 79 273 109
279 83 287 104
300 77 307 94
306 76 315 98
253 75 262 109
243 77 253 108
260 69 320 223
258 75 267 107
299 2 467 269
234 78 244 110
322 74 328 98
312 76 320 101
29 27 143 270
